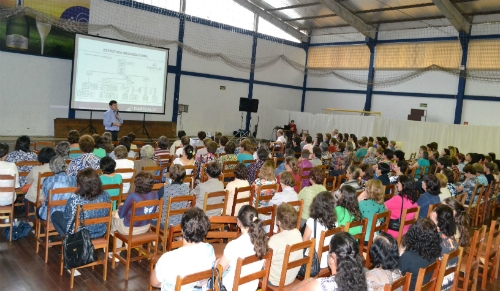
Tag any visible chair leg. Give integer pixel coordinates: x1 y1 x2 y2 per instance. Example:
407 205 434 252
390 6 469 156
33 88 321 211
125 244 131 280
481 264 488 290
60 244 64 276
70 268 75 289
112 235 117 269
44 228 50 263
472 267 479 291
103 246 108 281
35 221 41 253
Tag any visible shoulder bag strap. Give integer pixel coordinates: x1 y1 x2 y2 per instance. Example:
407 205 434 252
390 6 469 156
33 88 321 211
399 196 404 220
314 219 317 239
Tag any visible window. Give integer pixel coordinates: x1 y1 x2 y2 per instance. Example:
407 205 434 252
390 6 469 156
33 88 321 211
467 39 500 70
133 0 181 12
185 0 255 31
258 17 300 43
308 45 370 69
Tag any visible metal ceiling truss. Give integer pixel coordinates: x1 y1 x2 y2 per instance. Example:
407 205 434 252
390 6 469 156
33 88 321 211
318 0 376 39
431 0 471 33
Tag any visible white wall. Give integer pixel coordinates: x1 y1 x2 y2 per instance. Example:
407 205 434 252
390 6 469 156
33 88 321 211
0 51 72 136
304 92 366 114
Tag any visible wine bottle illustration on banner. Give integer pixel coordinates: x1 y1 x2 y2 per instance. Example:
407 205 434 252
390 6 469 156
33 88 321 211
6 0 30 51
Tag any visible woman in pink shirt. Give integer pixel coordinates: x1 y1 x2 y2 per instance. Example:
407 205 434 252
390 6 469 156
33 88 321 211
385 174 419 238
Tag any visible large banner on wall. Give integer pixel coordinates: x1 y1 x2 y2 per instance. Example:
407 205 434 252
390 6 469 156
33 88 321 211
0 0 90 59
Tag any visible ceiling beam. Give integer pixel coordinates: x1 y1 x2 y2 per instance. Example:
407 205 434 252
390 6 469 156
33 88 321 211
432 0 471 33
318 0 376 39
266 2 320 12
233 0 308 42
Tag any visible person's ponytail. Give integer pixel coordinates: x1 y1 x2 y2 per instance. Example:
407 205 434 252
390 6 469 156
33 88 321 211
238 205 268 259
455 208 471 247
184 145 194 160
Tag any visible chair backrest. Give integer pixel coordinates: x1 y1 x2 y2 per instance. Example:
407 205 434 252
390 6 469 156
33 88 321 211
384 272 412 291
365 211 391 268
456 193 466 205
435 247 463 291
345 218 368 256
47 187 78 222
36 171 54 206
256 205 277 237
183 165 197 180
323 176 336 192
241 159 253 166
174 265 222 291
317 226 345 266
223 172 235 187
0 174 16 205
205 216 240 241
255 184 278 207
222 161 239 173
284 200 304 230
414 260 441 291
231 186 253 216
462 225 486 287
102 183 123 205
481 218 500 275
232 250 272 291
129 199 163 238
74 202 113 241
335 174 346 190
276 239 316 288
427 203 440 217
114 168 135 195
142 166 162 183
156 154 173 166
203 190 228 215
183 176 194 190
167 224 183 251
398 206 420 244
35 141 55 150
152 183 163 191
166 195 196 227
385 184 396 200
15 161 41 179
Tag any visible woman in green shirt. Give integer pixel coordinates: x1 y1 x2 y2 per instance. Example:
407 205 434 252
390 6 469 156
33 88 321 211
335 185 362 235
99 156 123 210
358 179 387 242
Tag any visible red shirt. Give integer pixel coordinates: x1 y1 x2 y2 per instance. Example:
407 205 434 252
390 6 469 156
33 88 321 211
289 123 297 134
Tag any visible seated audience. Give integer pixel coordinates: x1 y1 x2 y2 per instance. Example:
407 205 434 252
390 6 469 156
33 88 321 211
275 149 296 176
276 156 300 193
358 179 387 242
154 136 170 164
298 149 313 187
134 145 156 176
67 130 81 158
224 163 250 215
334 165 361 199
51 168 111 239
247 149 268 184
92 136 107 158
310 146 322 167
158 164 190 227
217 205 268 291
217 141 238 171
441 168 458 197
38 156 77 220
442 198 471 247
268 203 302 286
25 147 56 204
302 191 337 269
216 135 229 155
66 135 101 177
110 172 158 255
366 232 402 291
297 167 326 226
385 175 419 238
99 156 122 210
168 130 186 155
0 143 20 206
194 137 212 160
252 161 277 208
173 145 195 175
113 145 135 194
418 174 441 218
435 173 451 201
335 185 362 235
109 136 135 159
399 218 442 291
473 163 488 186
359 163 374 189
237 138 254 164
292 232 367 291
55 141 71 161
456 164 479 204
389 161 408 184
270 171 298 206
320 142 331 161
174 136 190 158
362 147 378 165
6 135 38 186
193 162 224 217
150 207 215 290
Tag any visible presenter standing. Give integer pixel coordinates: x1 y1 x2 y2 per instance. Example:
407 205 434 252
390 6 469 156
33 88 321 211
103 100 123 141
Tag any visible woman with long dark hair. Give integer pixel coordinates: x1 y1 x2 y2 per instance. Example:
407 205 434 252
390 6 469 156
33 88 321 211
366 232 402 291
5 135 38 186
384 175 419 238
442 197 471 247
218 205 268 291
335 185 363 235
292 232 367 291
400 218 442 291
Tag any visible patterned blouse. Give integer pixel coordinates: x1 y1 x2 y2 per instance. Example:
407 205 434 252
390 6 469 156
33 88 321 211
63 191 111 238
66 153 101 177
366 268 402 291
439 231 459 291
194 153 216 180
447 182 458 197
362 156 379 165
253 178 277 207
158 183 191 227
462 176 479 204
247 160 265 184
218 154 238 171
317 276 339 291
5 150 38 186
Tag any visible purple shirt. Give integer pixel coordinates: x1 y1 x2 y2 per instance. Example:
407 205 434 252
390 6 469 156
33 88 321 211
118 191 159 227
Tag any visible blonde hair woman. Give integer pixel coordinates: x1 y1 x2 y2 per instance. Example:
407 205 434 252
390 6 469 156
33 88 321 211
252 161 277 208
358 179 387 242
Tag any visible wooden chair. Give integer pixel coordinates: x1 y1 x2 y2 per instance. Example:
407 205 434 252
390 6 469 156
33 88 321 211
457 225 486 291
414 260 441 291
322 176 336 192
397 206 420 244
183 176 194 190
365 211 391 268
385 184 396 200
102 183 123 208
427 203 440 217
468 185 485 226
465 184 482 215
36 187 77 263
436 247 463 291
222 172 235 187
156 154 173 166
152 183 163 191
157 195 196 253
266 239 316 290
230 186 253 216
59 202 113 288
203 190 228 216
222 161 239 173
171 265 222 291
345 218 368 257
335 174 346 190
285 200 304 230
241 159 254 166
457 193 466 205
34 141 55 151
0 175 16 241
256 205 277 237
167 224 183 251
254 184 278 207
183 165 197 180
298 167 312 190
69 149 83 156
232 250 272 291
384 272 412 291
142 165 162 183
29 171 54 225
14 161 41 198
479 218 500 290
112 199 163 279
114 168 135 199
489 182 500 218
317 226 345 277
206 216 240 259
474 185 489 226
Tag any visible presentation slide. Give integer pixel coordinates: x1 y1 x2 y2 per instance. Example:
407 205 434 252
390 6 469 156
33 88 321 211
71 34 169 114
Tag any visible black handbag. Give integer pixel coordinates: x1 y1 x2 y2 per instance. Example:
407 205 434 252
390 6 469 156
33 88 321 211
388 196 404 231
63 205 96 269
208 263 226 291
298 220 321 277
